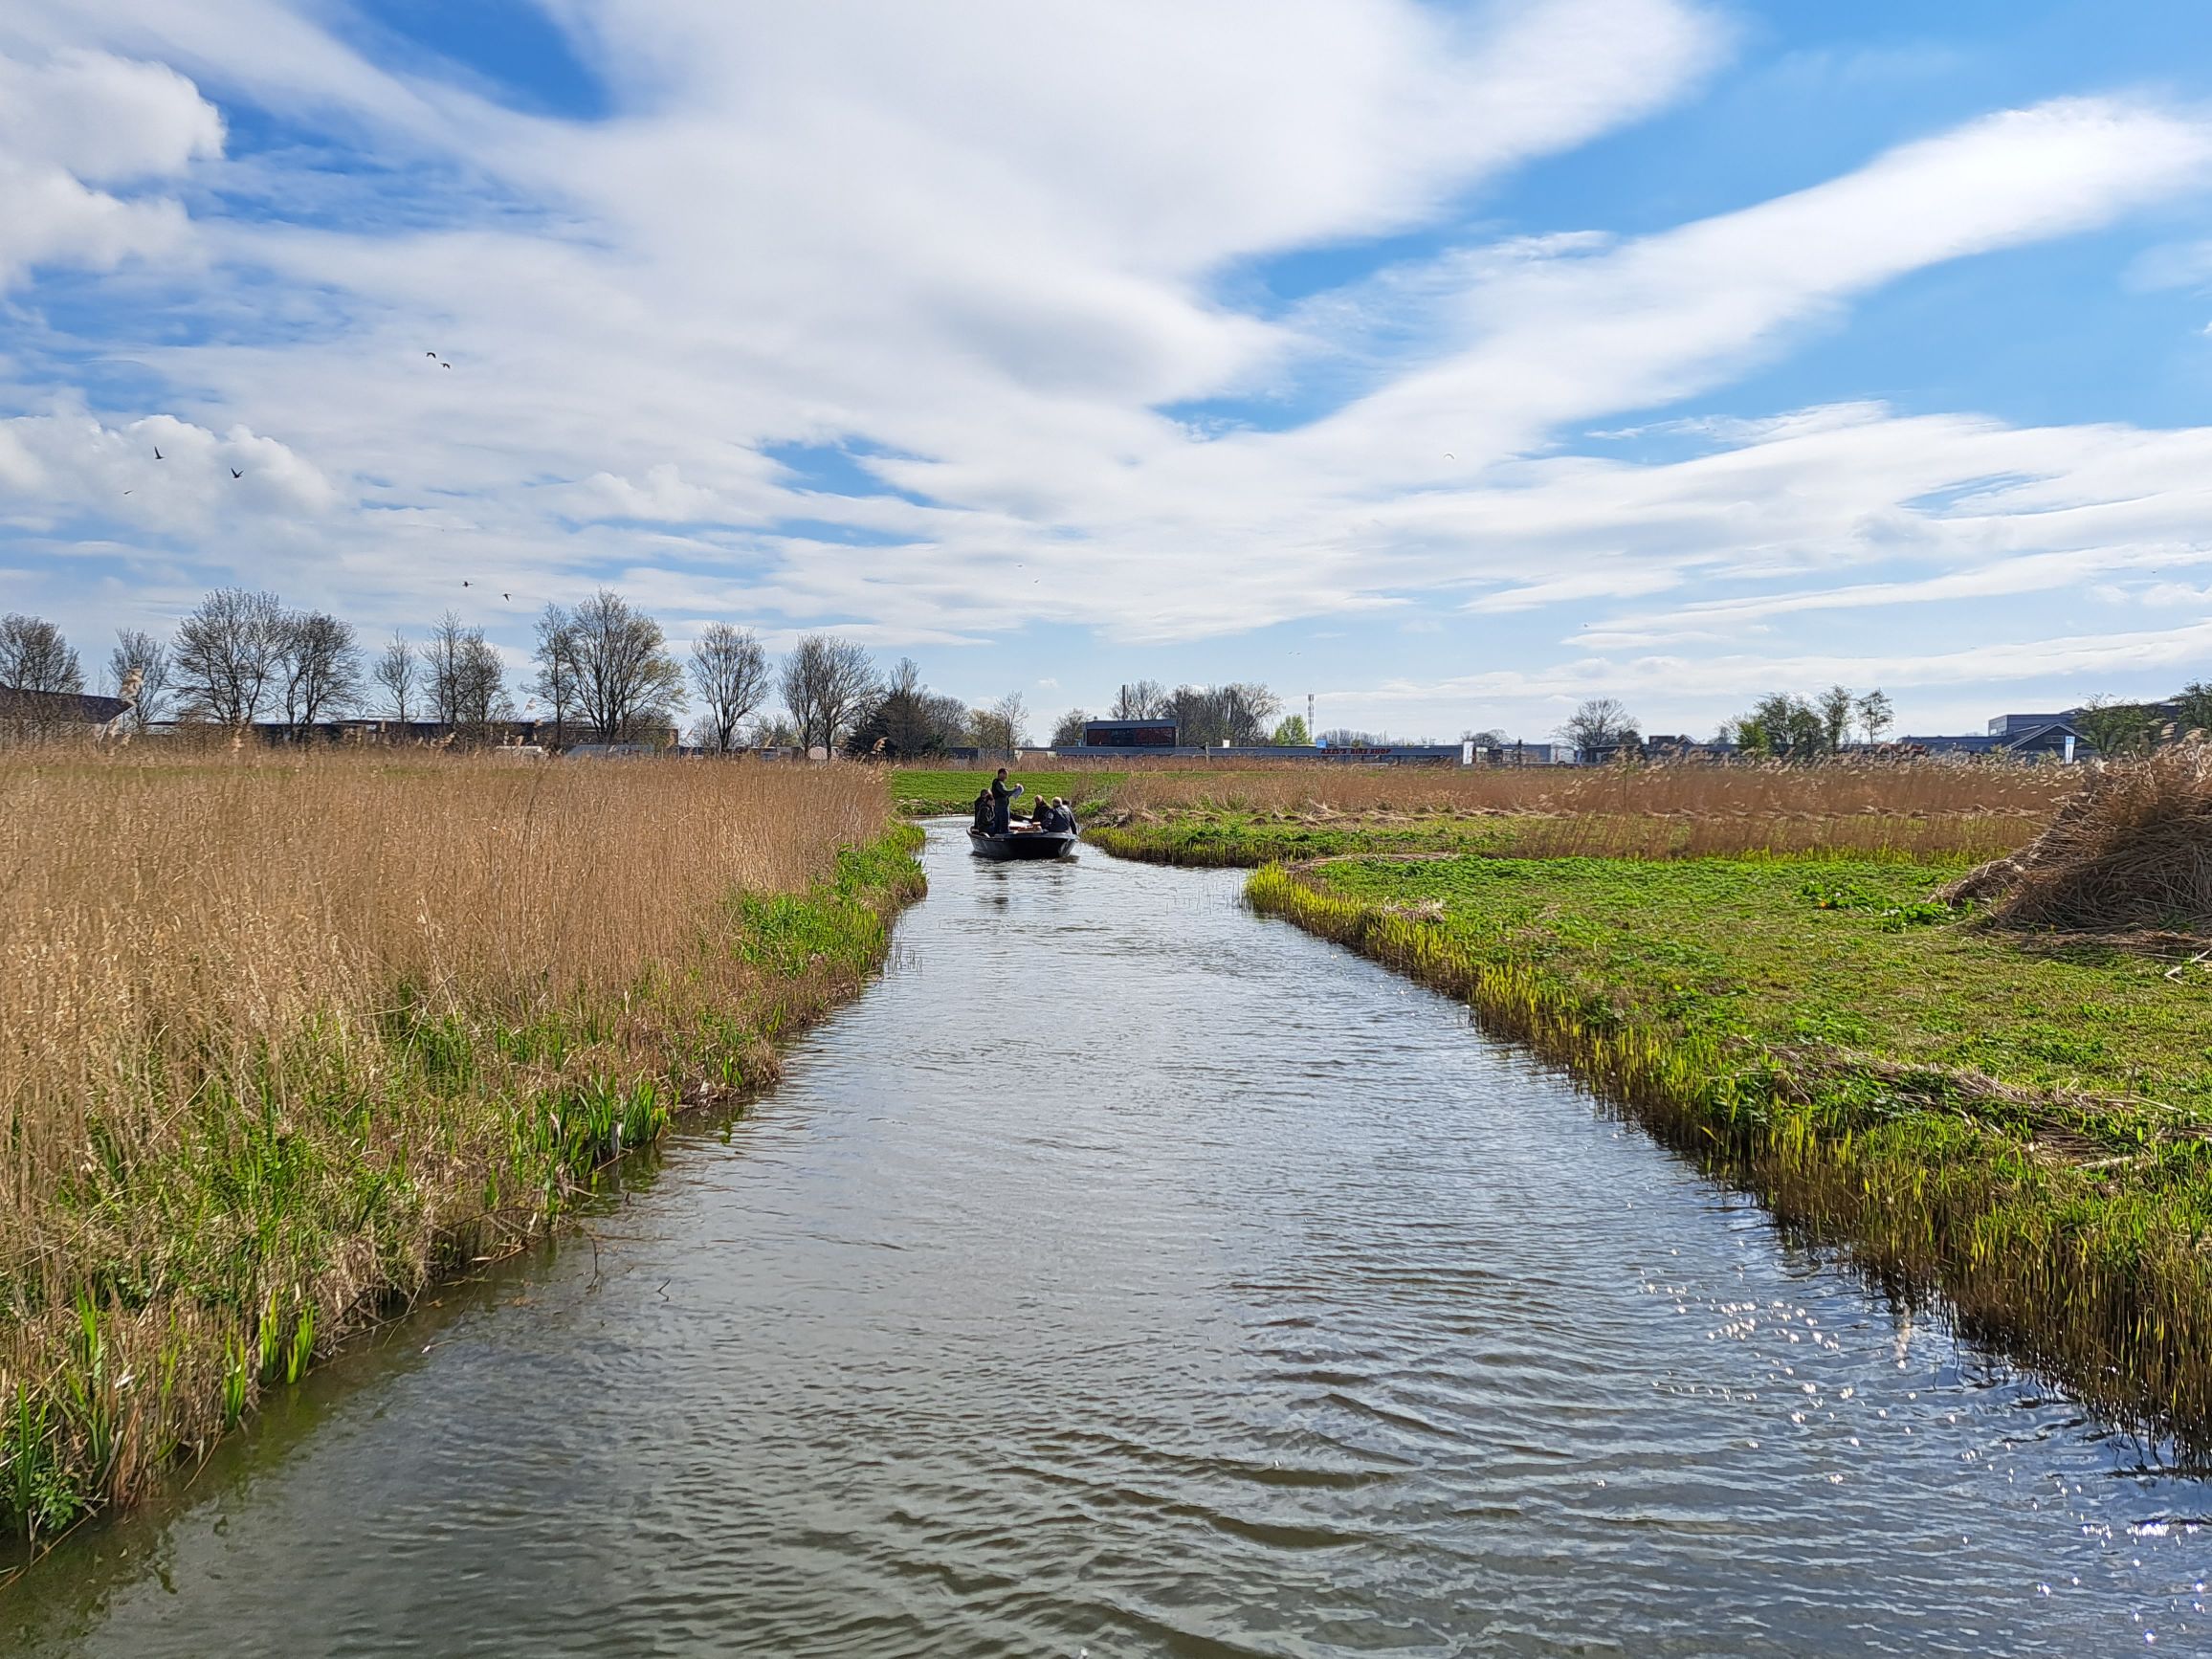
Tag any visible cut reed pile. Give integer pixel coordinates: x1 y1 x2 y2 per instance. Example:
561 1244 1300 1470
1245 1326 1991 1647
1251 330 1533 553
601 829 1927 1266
0 749 917 1538
1941 746 2212 936
1098 761 2067 864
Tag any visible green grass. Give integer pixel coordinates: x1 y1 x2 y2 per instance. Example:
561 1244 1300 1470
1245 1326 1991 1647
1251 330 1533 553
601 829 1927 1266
1249 852 2212 1451
1 827 926 1545
1308 855 2208 1108
1086 813 1522 865
892 767 1123 818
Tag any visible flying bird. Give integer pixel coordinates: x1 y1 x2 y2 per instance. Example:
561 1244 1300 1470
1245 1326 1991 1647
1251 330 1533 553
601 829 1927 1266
462 580 471 586
231 468 242 479
426 350 437 358
441 361 452 369
502 591 511 601
153 446 163 460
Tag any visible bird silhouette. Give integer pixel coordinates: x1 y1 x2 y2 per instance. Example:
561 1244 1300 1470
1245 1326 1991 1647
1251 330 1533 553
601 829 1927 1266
231 468 242 479
501 591 511 601
441 361 452 369
153 446 163 460
462 580 471 587
426 350 437 358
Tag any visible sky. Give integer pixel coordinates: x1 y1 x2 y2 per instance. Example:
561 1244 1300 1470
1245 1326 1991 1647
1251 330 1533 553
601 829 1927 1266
4 1 2212 742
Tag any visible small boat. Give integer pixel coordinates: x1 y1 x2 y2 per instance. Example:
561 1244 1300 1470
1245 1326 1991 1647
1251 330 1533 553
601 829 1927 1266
969 826 1079 860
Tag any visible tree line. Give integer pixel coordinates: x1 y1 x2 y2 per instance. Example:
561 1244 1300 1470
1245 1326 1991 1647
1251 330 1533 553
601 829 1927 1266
3 598 1297 757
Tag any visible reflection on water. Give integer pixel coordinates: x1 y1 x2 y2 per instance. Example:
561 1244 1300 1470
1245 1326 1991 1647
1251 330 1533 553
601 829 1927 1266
10 824 2212 1655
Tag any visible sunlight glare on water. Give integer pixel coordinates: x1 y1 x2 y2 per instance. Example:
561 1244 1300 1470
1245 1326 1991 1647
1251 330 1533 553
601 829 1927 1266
9 823 2211 1656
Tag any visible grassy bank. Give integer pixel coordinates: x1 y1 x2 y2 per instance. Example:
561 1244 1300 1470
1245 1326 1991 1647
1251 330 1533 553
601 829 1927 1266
1248 850 2212 1449
892 765 1124 817
0 752 922 1539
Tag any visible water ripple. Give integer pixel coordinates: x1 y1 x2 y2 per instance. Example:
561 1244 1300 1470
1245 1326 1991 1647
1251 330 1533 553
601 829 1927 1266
10 823 2212 1656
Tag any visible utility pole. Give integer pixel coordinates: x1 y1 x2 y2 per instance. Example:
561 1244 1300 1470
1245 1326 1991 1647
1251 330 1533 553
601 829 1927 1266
1307 691 1315 745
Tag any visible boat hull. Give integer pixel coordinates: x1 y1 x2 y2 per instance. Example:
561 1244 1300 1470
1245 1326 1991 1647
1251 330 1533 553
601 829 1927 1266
969 828 1079 860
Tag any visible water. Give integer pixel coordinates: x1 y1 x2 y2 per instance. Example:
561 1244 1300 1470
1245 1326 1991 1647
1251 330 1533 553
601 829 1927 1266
10 824 2212 1655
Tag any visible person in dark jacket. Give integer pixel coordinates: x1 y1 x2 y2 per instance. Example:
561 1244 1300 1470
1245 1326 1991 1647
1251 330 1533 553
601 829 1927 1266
972 788 993 833
989 767 1022 833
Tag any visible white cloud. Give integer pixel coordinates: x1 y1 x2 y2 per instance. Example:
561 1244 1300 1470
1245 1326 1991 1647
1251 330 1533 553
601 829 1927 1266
2 2 2211 742
0 47 221 287
0 409 336 528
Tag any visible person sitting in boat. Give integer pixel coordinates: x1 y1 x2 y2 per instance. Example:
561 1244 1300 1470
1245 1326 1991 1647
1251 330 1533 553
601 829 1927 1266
1053 797 1077 832
971 787 993 834
990 767 1023 832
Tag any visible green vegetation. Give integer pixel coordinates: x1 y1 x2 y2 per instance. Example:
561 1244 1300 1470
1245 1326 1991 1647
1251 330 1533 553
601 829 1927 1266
892 766 1123 817
1248 850 2212 1449
1087 813 1521 865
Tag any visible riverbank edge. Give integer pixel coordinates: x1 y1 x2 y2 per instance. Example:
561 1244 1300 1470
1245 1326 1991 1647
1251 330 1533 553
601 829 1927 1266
3 825 927 1550
1237 857 2212 1454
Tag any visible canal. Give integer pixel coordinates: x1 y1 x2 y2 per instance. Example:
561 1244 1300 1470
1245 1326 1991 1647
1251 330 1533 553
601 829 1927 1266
8 824 2210 1654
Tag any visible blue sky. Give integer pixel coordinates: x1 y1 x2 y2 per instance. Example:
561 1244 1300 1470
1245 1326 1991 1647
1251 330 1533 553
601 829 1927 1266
5 1 2212 741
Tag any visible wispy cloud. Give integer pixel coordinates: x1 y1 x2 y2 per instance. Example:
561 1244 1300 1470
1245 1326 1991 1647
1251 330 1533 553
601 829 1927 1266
0 3 2209 740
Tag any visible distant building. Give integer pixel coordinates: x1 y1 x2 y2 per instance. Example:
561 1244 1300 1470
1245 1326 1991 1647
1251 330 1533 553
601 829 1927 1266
0 687 130 737
1082 718 1178 748
1898 719 2086 761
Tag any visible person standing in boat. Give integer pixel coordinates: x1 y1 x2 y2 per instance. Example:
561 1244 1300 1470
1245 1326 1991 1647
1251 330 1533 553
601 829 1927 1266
989 767 1023 833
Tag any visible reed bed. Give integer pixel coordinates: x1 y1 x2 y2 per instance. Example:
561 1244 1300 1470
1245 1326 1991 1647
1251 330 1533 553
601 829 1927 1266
1096 764 2061 871
1096 760 2068 865
0 749 918 1537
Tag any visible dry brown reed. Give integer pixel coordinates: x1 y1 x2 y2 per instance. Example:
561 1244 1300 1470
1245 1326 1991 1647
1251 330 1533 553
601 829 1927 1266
1103 760 2068 862
1941 747 2212 935
0 747 902 1534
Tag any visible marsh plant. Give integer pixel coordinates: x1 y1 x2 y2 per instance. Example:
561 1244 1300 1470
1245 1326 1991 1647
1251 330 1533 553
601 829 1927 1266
0 748 918 1537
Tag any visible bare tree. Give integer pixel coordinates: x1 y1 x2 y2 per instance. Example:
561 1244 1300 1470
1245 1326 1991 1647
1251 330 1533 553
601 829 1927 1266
108 630 169 730
0 613 83 694
844 657 967 758
971 689 1029 758
2074 694 2160 760
173 588 286 726
688 622 770 752
1111 679 1169 719
525 606 576 742
373 633 419 722
1558 697 1638 763
968 704 1013 757
1220 682 1279 746
568 589 683 742
1816 684 1855 754
276 609 361 733
779 632 878 754
425 611 508 740
1167 683 1273 747
1051 708 1092 746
